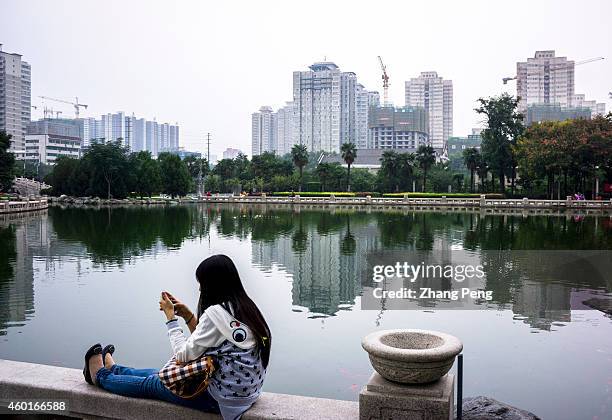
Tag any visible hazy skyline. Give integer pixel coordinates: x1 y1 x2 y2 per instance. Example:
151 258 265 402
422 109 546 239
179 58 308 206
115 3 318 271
2 0 611 157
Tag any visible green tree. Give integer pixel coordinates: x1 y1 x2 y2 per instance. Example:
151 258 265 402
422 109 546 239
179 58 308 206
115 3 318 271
183 155 209 193
130 151 162 198
291 144 309 192
378 151 401 192
340 142 357 192
158 152 192 198
82 141 131 199
46 156 80 196
476 154 489 192
234 153 251 182
416 145 436 192
205 174 221 193
315 162 334 191
462 147 480 192
475 94 524 194
350 169 377 192
452 173 464 192
398 152 416 191
0 131 15 192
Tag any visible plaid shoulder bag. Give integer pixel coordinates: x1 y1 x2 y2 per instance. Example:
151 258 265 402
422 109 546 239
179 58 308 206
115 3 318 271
158 355 216 399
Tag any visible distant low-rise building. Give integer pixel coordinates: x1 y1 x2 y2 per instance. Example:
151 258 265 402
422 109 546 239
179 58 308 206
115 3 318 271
319 149 387 172
525 103 591 125
223 147 242 160
447 129 482 157
368 106 429 151
172 149 201 159
571 94 606 118
25 119 81 164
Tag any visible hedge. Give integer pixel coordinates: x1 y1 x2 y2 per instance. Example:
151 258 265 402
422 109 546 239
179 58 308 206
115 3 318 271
271 192 505 199
271 192 356 197
382 192 505 199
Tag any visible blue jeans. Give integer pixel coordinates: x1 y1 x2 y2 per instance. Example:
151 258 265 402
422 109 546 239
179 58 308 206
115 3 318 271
96 364 220 413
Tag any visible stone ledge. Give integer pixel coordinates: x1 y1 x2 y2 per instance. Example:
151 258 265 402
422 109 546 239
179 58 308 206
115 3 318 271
0 359 358 420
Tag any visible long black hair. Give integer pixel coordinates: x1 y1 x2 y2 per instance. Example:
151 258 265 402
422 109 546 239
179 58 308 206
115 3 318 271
195 254 272 368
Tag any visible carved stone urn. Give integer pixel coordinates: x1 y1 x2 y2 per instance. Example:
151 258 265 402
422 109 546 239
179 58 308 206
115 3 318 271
361 329 463 384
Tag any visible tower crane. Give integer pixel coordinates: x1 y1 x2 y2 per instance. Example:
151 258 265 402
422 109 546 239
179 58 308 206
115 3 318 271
503 57 605 84
378 56 390 106
38 96 88 118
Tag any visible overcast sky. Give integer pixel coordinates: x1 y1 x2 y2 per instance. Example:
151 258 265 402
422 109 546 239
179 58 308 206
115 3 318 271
2 0 611 157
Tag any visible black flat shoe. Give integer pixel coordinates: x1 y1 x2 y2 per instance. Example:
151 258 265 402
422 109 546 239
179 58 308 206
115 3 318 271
83 343 102 385
102 344 115 367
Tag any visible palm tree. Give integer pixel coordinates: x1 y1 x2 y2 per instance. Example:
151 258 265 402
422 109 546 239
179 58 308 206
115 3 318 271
315 162 332 191
399 153 416 192
340 142 357 192
462 148 480 192
416 145 436 192
380 150 400 192
476 156 488 192
291 144 309 192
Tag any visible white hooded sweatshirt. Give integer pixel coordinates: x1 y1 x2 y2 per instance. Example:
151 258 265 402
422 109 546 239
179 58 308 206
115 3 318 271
166 303 266 420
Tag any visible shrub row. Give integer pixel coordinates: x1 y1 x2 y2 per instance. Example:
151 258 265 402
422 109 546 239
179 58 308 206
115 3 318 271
382 192 505 199
271 191 356 197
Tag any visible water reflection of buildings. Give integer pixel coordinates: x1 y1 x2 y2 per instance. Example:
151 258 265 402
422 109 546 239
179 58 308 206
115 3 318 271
0 215 43 335
251 221 381 317
512 281 571 331
0 213 88 335
251 214 605 331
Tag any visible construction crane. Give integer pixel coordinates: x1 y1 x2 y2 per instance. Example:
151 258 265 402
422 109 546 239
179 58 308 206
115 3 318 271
503 56 605 84
378 56 390 106
38 96 88 118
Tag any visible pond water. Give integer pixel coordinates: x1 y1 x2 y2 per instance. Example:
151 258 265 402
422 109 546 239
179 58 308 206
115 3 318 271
1 205 611 420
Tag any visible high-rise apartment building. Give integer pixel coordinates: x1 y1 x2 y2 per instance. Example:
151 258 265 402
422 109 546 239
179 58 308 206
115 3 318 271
253 62 376 156
516 51 574 112
293 62 373 153
355 85 372 149
0 44 31 158
251 106 276 156
405 71 452 150
145 120 159 156
130 116 146 152
275 102 295 156
74 113 178 157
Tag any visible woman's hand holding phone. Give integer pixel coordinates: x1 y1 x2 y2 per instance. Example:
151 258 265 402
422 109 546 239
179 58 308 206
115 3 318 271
161 291 193 320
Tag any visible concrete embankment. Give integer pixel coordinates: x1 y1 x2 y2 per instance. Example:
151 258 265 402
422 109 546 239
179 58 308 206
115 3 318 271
0 359 358 420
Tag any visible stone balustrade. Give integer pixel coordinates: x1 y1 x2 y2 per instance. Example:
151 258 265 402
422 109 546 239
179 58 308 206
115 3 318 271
0 199 49 214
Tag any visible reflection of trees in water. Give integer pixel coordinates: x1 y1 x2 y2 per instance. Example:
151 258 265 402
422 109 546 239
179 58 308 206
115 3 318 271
0 225 16 285
50 206 210 265
0 225 17 335
464 214 612 251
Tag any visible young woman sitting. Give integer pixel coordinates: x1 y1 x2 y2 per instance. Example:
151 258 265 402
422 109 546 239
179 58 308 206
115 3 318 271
83 254 272 420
